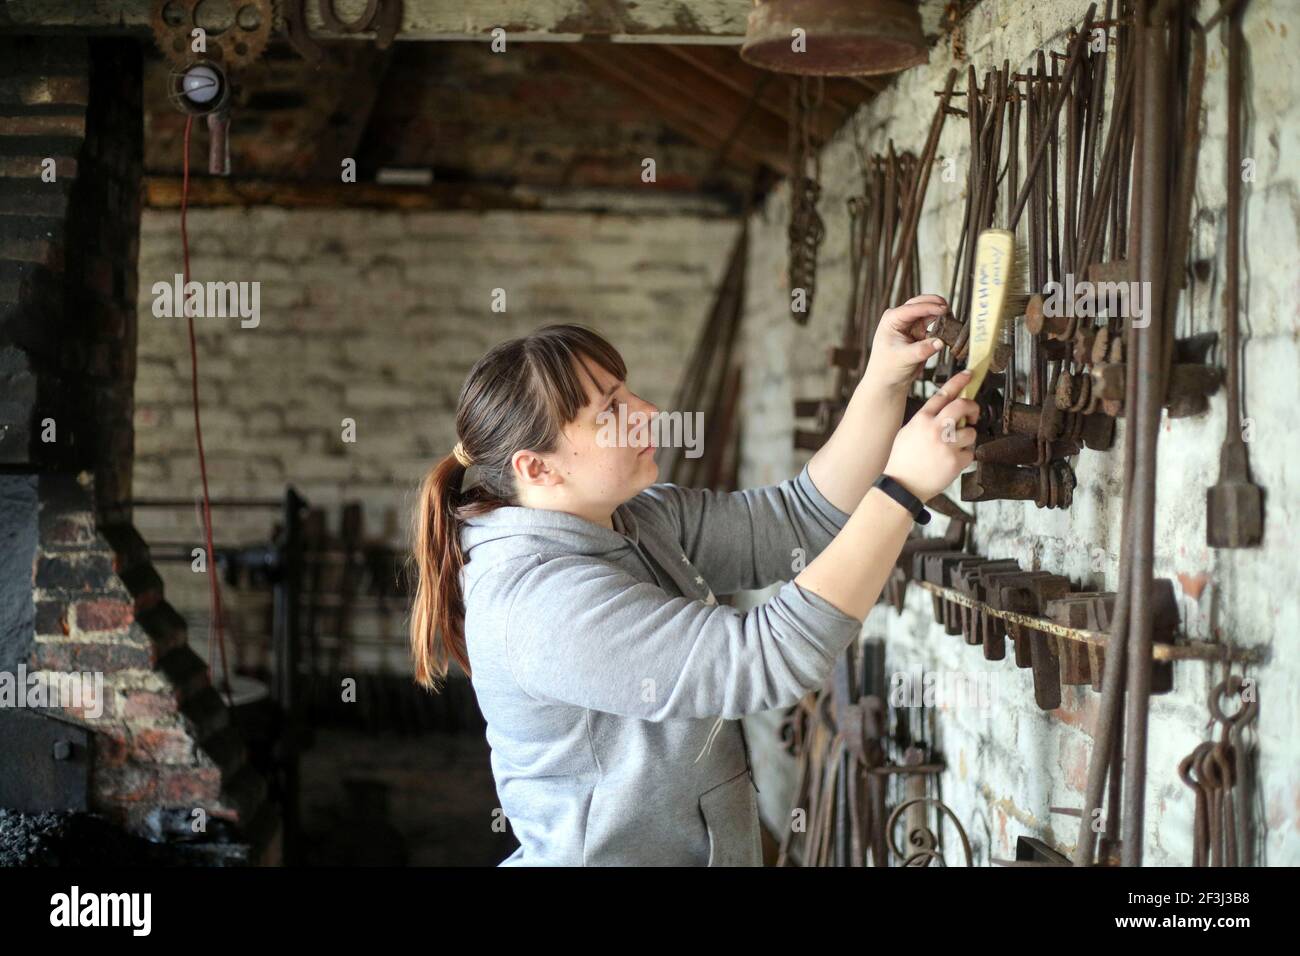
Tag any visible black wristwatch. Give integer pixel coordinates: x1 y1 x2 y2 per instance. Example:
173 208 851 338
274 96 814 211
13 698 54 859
873 474 931 525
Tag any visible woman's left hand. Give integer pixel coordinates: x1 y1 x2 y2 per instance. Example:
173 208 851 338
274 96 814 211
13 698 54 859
863 294 951 392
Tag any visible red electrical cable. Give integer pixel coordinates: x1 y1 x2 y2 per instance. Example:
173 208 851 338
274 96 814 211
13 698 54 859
181 115 234 708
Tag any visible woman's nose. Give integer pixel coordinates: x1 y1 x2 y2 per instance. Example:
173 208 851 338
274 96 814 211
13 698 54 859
628 396 657 442
624 392 656 417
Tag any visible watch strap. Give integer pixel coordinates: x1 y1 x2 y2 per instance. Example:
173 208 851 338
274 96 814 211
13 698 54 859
873 474 931 525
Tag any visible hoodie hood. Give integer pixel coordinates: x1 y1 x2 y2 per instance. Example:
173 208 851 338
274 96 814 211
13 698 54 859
458 498 656 600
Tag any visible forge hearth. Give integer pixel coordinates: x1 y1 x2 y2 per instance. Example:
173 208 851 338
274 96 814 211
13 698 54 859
0 37 280 863
0 807 246 867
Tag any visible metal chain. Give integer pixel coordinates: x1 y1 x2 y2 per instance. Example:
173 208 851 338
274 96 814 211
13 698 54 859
789 76 826 326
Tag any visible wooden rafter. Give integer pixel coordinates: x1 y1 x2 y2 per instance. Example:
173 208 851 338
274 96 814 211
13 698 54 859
563 43 793 178
659 45 874 145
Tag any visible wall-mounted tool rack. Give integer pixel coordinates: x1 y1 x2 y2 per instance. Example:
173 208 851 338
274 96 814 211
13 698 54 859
787 0 1268 867
915 581 1265 665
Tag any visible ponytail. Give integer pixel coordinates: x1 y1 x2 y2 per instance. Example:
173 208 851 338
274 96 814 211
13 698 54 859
409 452 473 690
407 323 629 694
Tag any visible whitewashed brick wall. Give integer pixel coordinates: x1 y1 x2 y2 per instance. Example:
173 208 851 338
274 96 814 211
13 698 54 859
739 0 1298 865
132 206 736 671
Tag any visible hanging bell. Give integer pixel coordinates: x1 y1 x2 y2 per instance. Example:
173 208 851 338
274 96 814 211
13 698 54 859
740 0 929 76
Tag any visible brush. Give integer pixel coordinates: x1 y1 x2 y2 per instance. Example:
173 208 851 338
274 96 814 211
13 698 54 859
956 228 1028 428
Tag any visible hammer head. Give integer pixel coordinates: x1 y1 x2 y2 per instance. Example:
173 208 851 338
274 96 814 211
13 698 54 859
1206 480 1263 548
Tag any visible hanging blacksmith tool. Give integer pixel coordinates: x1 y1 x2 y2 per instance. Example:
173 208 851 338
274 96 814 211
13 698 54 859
999 574 1075 710
794 74 955 448
1046 592 1117 689
1180 675 1258 865
788 77 826 326
984 570 1061 667
953 559 1019 650
884 795 974 866
284 0 405 63
916 550 972 632
1206 0 1265 548
1121 0 1176 867
886 501 970 611
1179 740 1216 866
964 561 1027 659
1216 675 1259 866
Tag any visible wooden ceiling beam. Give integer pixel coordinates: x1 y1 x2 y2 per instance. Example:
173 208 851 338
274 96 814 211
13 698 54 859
144 175 743 214
659 45 881 147
564 44 792 177
659 45 794 127
143 175 546 210
622 46 795 154
0 0 750 42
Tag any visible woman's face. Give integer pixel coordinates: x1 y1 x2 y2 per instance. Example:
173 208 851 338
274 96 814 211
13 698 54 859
511 353 661 526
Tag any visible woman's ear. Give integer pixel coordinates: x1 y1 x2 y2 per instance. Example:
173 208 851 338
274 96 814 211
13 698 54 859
511 449 562 488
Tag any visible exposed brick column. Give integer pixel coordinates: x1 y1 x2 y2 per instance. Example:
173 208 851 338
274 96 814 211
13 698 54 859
2 37 278 862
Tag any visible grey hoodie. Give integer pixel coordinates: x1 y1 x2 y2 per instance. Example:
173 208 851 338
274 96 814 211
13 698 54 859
460 463 864 866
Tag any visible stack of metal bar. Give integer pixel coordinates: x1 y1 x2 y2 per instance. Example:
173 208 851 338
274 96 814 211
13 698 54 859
776 639 971 867
1074 0 1264 869
793 68 957 451
659 222 748 491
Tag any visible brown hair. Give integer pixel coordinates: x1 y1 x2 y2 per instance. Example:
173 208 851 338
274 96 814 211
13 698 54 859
408 324 628 691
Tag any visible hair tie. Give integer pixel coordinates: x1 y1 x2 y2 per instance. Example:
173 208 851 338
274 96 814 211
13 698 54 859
451 440 473 468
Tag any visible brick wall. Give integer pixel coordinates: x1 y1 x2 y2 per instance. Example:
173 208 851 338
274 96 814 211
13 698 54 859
738 0 1299 865
33 471 269 842
131 206 736 671
1 37 275 858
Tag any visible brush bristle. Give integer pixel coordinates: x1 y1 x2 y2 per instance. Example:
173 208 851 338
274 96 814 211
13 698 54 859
1005 293 1030 319
1003 238 1029 307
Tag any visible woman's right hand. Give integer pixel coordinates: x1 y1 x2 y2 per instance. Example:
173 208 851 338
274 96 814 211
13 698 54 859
880 370 980 502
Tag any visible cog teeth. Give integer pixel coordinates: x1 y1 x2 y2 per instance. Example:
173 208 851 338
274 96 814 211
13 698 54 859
151 0 273 70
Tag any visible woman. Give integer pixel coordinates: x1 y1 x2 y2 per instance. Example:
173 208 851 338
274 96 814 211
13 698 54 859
409 294 978 866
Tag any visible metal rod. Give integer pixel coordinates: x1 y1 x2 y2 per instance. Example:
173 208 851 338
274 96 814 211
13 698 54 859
886 68 960 305
1223 0 1245 434
1122 0 1170 867
1074 0 1143 870
914 582 1262 662
1008 4 1099 231
1161 15 1207 400
1078 48 1137 273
